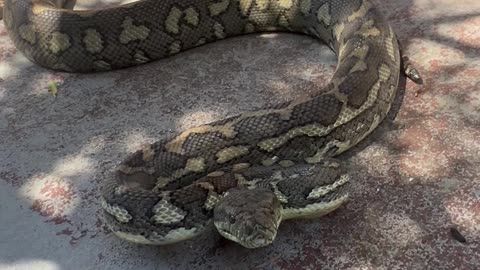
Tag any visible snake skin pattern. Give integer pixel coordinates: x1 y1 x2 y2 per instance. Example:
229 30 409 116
4 0 422 248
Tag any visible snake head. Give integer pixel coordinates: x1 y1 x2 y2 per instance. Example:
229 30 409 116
213 188 282 248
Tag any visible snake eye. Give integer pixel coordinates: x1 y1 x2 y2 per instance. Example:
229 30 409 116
229 215 236 224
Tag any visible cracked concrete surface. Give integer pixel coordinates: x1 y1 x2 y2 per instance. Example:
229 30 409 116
0 0 479 269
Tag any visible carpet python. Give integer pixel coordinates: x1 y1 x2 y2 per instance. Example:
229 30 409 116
4 0 422 248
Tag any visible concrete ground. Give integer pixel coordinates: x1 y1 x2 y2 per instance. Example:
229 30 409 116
1 0 479 269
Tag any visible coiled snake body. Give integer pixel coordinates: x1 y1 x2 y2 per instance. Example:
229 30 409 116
4 0 422 248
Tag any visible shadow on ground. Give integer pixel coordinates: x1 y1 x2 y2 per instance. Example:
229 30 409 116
0 0 479 269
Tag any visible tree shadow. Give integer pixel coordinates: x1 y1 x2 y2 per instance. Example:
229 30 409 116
1 0 479 269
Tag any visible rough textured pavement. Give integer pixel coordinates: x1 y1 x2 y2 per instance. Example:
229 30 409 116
1 0 479 269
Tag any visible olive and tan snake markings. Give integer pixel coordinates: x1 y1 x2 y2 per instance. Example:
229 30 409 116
4 0 422 248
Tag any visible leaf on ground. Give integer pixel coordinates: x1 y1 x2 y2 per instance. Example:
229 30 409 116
49 81 58 97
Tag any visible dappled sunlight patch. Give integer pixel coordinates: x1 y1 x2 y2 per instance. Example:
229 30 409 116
19 174 78 224
414 39 456 64
427 50 466 71
396 126 451 178
27 73 68 97
259 37 336 98
0 51 33 79
449 128 480 155
375 212 425 247
0 259 60 270
175 109 218 131
12 139 108 243
264 79 310 98
121 129 158 153
18 153 95 223
263 59 336 97
413 0 480 18
456 92 480 120
77 135 109 155
432 10 480 48
352 144 393 176
49 154 93 178
444 192 480 239
434 93 480 121
267 80 289 92
399 149 450 179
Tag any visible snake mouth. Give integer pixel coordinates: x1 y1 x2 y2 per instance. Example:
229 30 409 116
217 225 278 249
251 228 277 248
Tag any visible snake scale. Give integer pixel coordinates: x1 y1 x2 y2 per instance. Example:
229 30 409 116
4 0 422 248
